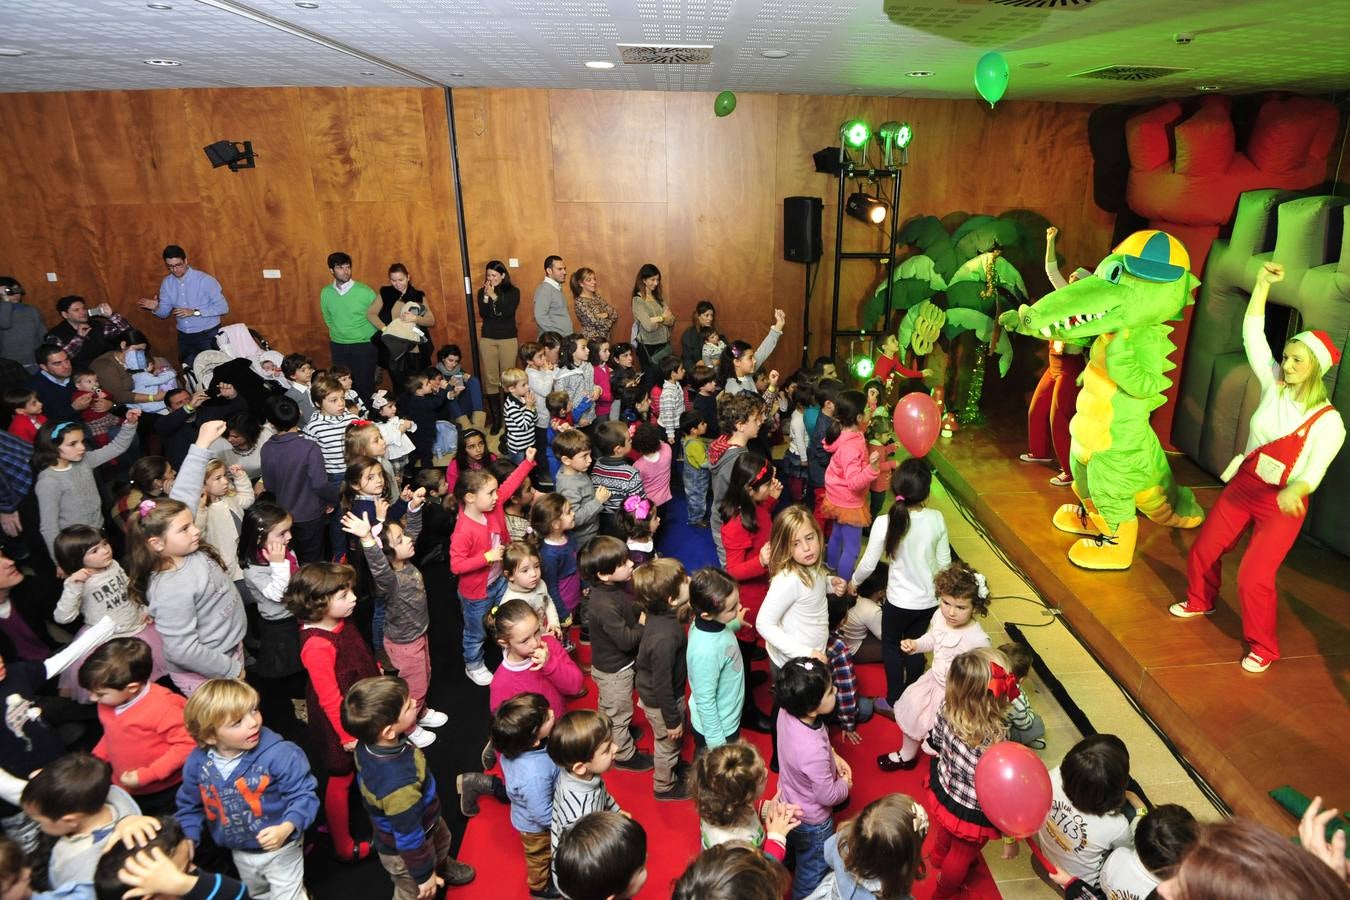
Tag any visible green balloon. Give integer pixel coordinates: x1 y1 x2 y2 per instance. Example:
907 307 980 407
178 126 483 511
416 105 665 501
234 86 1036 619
974 52 1009 108
714 90 737 117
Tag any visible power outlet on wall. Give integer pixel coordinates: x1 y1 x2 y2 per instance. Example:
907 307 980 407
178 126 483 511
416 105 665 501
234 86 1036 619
508 258 519 268
263 269 281 279
46 273 57 282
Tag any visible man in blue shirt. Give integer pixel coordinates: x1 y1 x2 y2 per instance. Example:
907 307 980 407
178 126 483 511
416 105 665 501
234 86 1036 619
135 244 229 366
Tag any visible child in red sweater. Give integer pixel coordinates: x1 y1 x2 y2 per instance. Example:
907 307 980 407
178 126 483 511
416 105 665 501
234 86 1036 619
79 637 196 816
450 448 536 687
2 388 45 444
486 598 583 721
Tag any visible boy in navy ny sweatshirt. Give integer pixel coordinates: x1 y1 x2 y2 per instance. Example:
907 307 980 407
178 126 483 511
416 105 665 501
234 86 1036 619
176 679 318 900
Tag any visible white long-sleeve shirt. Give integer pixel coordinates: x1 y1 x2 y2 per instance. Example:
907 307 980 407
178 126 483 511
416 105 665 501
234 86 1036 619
788 409 808 461
1240 315 1344 490
757 569 830 668
850 506 950 610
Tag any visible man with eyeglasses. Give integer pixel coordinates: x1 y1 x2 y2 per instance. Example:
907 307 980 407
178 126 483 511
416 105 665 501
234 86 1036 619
0 278 47 373
44 295 132 369
135 244 230 366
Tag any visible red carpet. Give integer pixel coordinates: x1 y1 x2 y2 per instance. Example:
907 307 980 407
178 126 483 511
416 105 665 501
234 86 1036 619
458 648 1002 898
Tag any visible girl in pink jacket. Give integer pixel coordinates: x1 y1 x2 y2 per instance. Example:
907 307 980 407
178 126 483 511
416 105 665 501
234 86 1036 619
821 389 880 581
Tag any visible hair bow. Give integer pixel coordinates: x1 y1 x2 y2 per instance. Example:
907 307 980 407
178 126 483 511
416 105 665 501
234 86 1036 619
137 499 157 519
755 463 770 482
894 492 907 503
623 495 652 520
987 662 1021 702
369 391 389 410
729 344 746 359
351 419 373 428
627 421 639 438
973 571 989 600
910 801 930 835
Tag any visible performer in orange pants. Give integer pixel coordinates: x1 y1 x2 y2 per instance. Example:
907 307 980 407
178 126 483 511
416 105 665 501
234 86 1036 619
1172 263 1344 672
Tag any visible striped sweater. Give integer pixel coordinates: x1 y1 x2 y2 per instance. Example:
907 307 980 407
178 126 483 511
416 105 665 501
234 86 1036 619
355 739 444 884
302 411 356 475
590 456 645 514
551 771 620 856
503 393 536 455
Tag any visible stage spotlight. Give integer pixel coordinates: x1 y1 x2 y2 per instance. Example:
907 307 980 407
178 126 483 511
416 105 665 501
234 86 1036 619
839 119 870 150
846 192 888 225
895 122 912 149
851 355 875 379
203 140 256 172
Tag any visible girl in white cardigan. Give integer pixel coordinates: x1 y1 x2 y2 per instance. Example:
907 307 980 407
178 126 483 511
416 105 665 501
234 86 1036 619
195 457 255 582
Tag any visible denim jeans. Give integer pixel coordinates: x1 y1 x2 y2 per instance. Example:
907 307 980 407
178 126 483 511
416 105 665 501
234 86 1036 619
683 463 710 523
434 420 458 457
448 376 484 418
787 818 835 899
460 577 507 669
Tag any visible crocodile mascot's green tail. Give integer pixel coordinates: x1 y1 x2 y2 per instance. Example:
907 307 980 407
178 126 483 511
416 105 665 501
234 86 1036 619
1000 230 1205 570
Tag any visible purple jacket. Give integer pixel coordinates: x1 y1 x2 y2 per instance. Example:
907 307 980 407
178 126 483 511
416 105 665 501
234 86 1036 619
260 431 331 521
776 708 849 824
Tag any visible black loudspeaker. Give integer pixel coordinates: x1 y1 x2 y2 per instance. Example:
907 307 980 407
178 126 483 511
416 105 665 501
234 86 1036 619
784 196 823 263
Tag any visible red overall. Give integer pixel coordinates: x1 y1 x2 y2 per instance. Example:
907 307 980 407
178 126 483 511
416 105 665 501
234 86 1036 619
1185 406 1335 661
1026 345 1085 473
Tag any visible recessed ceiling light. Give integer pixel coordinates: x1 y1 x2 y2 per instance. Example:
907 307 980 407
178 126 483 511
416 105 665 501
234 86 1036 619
449 72 465 77
359 71 376 76
585 61 615 70
905 70 934 78
760 49 790 59
1020 61 1050 69
0 48 30 57
294 1 319 7
143 58 182 66
1195 84 1222 91
146 2 173 8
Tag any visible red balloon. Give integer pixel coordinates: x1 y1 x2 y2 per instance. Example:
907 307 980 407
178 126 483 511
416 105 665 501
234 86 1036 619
974 741 1052 838
892 392 940 457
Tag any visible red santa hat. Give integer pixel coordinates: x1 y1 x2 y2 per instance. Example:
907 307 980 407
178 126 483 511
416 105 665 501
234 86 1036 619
1291 330 1342 372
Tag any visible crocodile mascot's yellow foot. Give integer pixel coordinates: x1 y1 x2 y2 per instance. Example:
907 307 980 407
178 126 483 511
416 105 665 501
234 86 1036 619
1068 516 1138 570
1053 501 1098 536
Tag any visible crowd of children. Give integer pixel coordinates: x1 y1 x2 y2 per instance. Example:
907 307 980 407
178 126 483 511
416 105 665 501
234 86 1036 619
0 298 1339 900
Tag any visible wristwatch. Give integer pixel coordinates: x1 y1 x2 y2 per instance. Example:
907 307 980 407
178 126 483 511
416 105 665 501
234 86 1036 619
192 309 201 317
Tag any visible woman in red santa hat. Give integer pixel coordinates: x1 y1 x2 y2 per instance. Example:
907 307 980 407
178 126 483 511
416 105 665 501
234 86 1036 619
1171 261 1344 673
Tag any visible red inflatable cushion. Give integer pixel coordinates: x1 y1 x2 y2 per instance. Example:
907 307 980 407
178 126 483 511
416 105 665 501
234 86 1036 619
1247 96 1340 174
1174 95 1234 176
1125 101 1182 172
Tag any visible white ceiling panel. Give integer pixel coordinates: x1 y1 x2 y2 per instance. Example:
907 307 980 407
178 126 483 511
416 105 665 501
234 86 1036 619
0 0 1346 101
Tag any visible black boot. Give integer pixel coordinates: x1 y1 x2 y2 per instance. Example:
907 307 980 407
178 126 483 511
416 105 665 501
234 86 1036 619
487 394 503 435
739 642 774 734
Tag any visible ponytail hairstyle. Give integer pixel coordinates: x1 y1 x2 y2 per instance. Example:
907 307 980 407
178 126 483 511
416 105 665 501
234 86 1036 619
716 452 774 533
484 597 540 646
502 540 542 581
238 501 293 568
32 421 83 471
717 340 755 386
617 495 658 542
688 567 738 619
942 646 1013 748
883 458 934 557
825 389 865 442
836 794 928 900
933 560 992 617
344 420 384 464
691 742 768 829
529 492 570 538
126 497 226 606
339 455 390 511
282 562 356 623
453 467 498 508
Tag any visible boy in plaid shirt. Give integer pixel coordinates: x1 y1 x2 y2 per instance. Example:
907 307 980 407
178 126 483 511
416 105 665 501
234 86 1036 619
825 597 886 741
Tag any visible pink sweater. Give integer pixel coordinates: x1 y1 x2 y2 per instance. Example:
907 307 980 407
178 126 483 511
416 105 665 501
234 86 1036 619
823 430 878 510
488 635 584 720
92 684 196 795
633 442 673 506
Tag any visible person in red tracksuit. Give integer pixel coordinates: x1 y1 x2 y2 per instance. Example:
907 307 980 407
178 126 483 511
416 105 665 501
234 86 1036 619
1172 262 1344 673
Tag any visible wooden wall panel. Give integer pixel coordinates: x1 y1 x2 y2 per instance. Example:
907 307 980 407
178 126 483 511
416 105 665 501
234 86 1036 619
0 83 1115 381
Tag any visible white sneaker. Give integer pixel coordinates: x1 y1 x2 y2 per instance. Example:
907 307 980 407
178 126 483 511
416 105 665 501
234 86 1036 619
407 726 436 748
419 707 449 728
465 664 494 686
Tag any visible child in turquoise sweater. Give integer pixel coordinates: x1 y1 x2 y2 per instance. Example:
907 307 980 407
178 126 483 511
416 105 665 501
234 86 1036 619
686 568 746 749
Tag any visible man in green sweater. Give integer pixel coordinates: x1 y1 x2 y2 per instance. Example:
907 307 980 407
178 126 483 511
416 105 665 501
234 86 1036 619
319 251 380 402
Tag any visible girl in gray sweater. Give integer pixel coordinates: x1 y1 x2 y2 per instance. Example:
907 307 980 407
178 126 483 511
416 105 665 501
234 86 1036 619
33 413 141 556
125 420 247 696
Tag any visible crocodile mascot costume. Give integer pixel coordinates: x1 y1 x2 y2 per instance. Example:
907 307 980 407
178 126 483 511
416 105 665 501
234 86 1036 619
1000 231 1205 569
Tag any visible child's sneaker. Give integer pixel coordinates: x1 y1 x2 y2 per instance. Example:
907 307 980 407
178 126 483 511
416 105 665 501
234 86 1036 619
465 664 493 686
419 707 449 728
407 726 436 748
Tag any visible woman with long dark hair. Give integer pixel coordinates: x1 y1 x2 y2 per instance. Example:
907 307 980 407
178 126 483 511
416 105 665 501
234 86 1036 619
376 263 436 385
477 259 520 433
631 263 676 369
680 300 723 371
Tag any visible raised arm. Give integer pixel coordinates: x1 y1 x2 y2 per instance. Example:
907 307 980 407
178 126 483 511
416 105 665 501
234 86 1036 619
1044 226 1068 290
1243 262 1285 389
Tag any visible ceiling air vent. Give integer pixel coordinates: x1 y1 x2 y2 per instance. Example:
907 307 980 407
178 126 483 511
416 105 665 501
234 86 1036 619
984 0 1104 8
1071 64 1191 82
617 44 714 65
